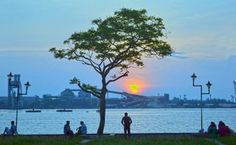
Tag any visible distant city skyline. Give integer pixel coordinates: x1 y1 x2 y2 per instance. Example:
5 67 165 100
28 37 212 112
0 0 236 99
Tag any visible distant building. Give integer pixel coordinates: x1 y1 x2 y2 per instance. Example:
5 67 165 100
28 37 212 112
60 89 75 98
146 93 170 108
78 90 92 98
20 96 40 108
0 96 8 108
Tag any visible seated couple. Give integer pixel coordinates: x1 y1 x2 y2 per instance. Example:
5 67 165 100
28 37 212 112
208 121 234 138
64 120 87 136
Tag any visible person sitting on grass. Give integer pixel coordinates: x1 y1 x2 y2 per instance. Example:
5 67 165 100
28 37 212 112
207 121 218 139
64 120 74 136
218 121 233 137
76 121 87 135
3 121 17 135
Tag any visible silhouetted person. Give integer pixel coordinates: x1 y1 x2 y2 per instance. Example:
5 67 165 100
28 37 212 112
121 112 132 137
64 121 74 136
207 121 218 139
3 121 17 135
218 121 231 137
76 121 87 135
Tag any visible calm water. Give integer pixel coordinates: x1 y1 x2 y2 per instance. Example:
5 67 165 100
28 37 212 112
0 108 235 134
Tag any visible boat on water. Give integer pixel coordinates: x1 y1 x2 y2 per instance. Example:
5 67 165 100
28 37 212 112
25 109 41 113
56 108 73 112
96 109 100 113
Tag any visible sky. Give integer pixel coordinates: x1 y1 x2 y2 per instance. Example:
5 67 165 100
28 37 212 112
0 0 236 100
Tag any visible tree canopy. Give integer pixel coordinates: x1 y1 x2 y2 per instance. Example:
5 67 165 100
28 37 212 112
50 8 172 87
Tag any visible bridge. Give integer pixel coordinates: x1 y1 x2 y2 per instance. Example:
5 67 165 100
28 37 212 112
68 89 148 99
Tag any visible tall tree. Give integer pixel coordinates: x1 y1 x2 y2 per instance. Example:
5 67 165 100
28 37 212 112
49 8 172 135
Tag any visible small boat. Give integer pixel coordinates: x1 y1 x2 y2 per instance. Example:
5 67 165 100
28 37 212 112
56 108 72 112
25 109 41 113
96 109 100 113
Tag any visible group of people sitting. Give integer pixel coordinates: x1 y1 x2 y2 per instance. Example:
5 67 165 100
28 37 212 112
63 120 87 136
207 121 233 138
2 120 87 136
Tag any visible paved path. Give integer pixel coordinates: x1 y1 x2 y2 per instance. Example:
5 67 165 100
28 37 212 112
207 139 226 145
79 136 227 145
80 139 92 144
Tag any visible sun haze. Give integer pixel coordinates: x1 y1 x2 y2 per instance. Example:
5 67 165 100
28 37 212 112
129 84 139 94
123 78 147 94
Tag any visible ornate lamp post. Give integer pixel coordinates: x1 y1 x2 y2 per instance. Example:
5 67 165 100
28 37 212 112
191 73 212 133
8 72 31 132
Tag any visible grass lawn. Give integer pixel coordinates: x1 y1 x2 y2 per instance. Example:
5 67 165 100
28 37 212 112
0 136 81 145
3 135 235 145
86 137 217 145
218 135 236 145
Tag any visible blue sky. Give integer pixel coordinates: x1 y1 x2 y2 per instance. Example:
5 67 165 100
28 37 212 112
0 0 236 100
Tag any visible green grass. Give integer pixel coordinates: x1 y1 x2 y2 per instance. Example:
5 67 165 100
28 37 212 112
86 137 217 145
0 135 226 145
218 135 236 145
0 136 81 145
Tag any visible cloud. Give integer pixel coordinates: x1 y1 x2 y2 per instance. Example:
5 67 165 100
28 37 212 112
0 48 47 52
168 28 236 59
168 51 191 59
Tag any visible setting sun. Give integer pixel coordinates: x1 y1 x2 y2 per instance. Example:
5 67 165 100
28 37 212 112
123 78 147 94
129 84 140 94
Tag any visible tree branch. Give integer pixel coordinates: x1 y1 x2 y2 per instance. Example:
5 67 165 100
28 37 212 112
106 71 128 85
77 83 101 98
73 51 102 74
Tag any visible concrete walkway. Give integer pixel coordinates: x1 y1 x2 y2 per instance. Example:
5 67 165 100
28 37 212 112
80 139 92 144
77 134 228 145
208 139 226 145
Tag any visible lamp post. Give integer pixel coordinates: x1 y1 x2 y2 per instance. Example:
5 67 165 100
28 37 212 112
191 73 212 133
8 72 31 132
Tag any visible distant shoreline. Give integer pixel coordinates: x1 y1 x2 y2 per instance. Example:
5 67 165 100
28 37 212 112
1 107 236 110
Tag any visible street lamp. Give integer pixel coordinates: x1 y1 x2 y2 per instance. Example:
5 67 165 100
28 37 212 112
8 72 31 133
191 73 212 133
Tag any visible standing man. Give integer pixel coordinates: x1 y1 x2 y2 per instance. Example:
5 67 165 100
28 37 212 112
121 112 132 137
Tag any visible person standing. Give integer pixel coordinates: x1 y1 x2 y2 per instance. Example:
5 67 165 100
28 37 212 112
121 112 132 137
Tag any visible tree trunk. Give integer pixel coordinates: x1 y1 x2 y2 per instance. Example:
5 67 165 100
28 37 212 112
97 86 107 135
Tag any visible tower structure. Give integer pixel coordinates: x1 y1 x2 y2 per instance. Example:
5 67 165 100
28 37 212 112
234 81 236 102
8 74 22 108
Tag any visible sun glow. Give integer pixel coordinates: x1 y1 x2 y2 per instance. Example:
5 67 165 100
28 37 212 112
129 84 139 94
123 78 147 94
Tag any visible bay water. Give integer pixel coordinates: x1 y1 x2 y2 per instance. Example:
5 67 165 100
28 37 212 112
0 108 235 134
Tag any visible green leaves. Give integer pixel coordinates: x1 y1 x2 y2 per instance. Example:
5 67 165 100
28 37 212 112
49 48 66 59
50 8 172 91
81 83 98 93
70 77 80 85
70 77 100 98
